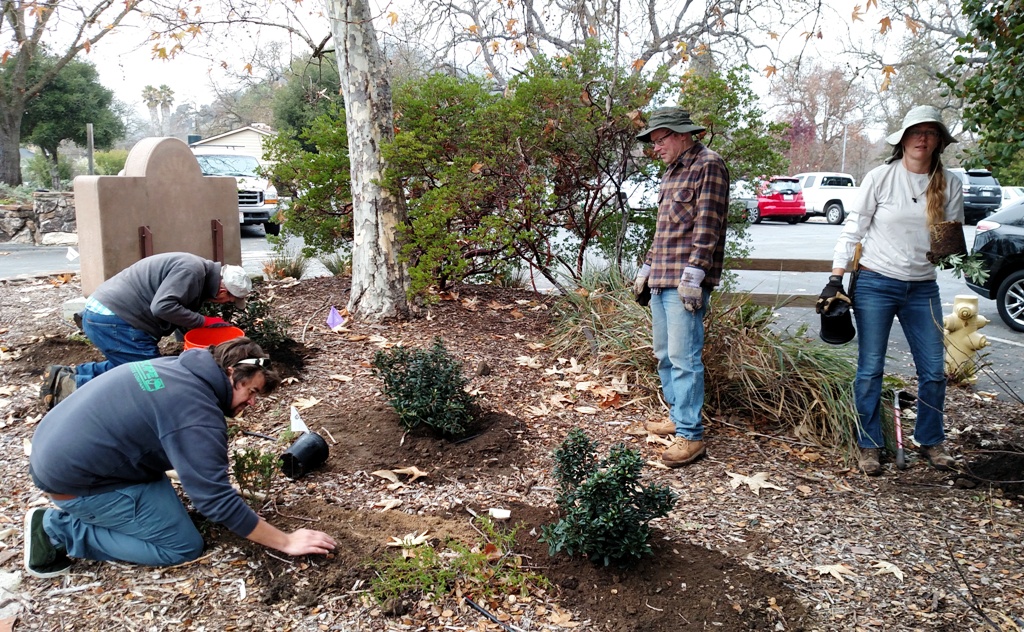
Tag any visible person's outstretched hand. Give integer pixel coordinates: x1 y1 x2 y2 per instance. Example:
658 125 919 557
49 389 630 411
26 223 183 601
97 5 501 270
633 264 651 298
282 529 336 556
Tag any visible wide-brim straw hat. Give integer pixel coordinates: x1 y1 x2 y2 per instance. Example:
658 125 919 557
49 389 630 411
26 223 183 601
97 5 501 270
885 105 957 148
636 107 706 142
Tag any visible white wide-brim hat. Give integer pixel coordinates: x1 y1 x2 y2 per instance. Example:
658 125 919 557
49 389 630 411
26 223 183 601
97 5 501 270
885 105 957 148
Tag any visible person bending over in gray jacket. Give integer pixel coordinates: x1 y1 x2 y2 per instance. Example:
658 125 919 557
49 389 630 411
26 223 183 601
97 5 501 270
24 337 336 578
40 252 252 409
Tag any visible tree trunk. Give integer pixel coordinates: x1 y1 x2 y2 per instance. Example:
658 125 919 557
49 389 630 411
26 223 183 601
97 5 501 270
0 106 25 186
324 0 410 320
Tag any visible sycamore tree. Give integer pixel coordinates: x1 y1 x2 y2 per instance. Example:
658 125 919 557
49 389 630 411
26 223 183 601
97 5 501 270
323 0 410 320
0 0 139 185
22 57 125 189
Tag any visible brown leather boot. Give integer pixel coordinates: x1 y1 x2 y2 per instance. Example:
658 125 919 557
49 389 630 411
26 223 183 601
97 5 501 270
919 444 956 471
662 438 706 467
858 448 882 476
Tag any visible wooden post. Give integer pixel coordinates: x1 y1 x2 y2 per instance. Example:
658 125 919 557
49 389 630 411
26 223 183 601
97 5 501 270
139 226 153 258
211 219 224 263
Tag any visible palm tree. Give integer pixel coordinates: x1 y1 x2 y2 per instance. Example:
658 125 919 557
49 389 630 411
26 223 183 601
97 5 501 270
141 85 161 135
157 85 175 135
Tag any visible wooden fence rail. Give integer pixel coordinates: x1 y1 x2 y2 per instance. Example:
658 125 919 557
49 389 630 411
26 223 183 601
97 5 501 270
723 258 833 309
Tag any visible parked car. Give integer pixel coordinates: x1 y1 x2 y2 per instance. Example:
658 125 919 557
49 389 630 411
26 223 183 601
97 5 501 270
966 198 1024 331
730 179 759 215
793 172 858 224
192 149 281 236
1000 185 1024 207
750 177 806 224
950 167 1002 225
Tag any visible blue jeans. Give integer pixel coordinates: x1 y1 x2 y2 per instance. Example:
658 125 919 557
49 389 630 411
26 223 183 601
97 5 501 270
650 287 710 441
43 478 205 566
77 311 161 387
852 270 946 449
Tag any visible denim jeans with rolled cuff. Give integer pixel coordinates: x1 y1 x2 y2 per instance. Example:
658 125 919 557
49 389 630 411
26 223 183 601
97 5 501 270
852 269 946 449
43 477 205 567
76 310 161 387
650 287 710 441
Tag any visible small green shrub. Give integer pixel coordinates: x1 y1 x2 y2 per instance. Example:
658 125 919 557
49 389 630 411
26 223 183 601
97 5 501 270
231 447 281 506
371 337 476 436
94 149 129 175
368 517 548 605
540 428 677 567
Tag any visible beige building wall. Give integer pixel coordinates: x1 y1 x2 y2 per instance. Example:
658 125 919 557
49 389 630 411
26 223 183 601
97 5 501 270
74 137 243 296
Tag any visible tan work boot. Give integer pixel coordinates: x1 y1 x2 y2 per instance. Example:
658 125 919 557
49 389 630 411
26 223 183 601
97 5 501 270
645 419 676 436
662 438 706 468
919 444 956 471
858 447 882 476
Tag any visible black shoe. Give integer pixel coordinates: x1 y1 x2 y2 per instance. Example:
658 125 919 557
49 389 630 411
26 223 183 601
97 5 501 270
39 365 68 410
50 368 78 409
23 508 72 578
858 447 882 476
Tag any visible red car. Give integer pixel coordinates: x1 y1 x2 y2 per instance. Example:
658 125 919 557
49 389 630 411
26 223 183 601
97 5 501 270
750 176 807 224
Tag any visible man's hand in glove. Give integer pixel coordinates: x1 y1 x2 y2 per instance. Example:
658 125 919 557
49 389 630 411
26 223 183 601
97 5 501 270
678 267 705 312
633 264 651 298
815 275 852 314
203 315 230 328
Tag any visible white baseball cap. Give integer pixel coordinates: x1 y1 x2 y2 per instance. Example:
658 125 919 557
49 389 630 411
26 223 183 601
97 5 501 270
221 265 252 308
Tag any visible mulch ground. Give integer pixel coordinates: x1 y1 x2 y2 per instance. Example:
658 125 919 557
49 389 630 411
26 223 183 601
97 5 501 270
1 273 1022 631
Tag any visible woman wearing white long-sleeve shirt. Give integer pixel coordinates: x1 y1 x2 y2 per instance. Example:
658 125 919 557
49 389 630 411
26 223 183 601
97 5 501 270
822 105 964 476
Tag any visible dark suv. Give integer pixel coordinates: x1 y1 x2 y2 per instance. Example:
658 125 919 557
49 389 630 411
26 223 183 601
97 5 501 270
950 168 1002 225
966 198 1024 331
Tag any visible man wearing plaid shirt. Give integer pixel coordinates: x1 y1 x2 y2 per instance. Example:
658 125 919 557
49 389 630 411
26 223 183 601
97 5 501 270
633 107 730 467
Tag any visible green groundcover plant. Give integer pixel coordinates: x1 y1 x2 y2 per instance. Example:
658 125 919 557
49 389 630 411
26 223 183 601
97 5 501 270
371 337 476 436
540 428 677 567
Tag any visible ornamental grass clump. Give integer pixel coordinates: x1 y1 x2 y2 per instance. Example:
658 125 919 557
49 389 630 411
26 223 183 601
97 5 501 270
371 337 476 436
540 429 677 567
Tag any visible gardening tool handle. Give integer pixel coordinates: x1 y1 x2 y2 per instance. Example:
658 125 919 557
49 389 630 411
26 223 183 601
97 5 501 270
894 390 908 470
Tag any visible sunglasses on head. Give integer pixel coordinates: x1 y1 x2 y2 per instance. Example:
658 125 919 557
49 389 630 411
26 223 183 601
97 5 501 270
234 357 271 369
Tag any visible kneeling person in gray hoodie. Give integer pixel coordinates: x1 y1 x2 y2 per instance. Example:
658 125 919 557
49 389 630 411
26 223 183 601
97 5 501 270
24 337 336 578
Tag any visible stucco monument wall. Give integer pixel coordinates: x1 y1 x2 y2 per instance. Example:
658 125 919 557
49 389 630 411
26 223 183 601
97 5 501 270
74 137 242 295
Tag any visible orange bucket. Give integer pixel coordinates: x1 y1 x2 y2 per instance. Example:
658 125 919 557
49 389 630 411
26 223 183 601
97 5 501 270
183 326 245 350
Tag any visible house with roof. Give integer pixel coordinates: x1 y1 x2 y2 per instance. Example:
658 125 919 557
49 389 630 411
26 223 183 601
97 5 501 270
188 124 276 164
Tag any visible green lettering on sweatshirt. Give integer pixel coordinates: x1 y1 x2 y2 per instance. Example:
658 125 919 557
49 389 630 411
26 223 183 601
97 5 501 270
131 361 165 392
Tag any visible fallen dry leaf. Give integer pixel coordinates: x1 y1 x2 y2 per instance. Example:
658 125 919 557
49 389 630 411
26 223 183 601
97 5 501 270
872 561 905 581
293 396 321 410
813 563 858 584
573 406 599 415
373 498 402 511
515 356 543 368
392 466 430 482
371 470 400 483
726 471 786 495
329 374 353 382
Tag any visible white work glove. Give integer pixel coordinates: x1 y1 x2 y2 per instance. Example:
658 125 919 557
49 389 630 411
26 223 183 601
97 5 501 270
678 266 705 312
633 264 651 298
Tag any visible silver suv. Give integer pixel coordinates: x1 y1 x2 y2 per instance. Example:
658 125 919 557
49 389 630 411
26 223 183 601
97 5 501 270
950 168 1002 225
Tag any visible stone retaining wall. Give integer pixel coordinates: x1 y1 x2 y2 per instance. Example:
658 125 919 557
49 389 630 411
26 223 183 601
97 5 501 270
0 192 77 245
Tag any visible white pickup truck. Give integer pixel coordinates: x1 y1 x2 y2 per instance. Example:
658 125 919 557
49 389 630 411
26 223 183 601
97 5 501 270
793 172 858 225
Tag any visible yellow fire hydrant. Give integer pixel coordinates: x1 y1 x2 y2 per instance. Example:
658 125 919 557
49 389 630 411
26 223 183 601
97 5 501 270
943 294 990 382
